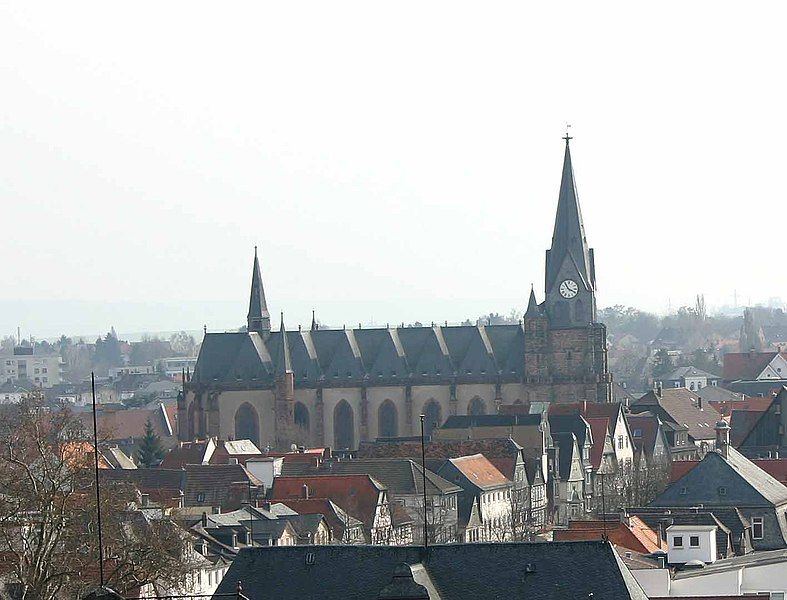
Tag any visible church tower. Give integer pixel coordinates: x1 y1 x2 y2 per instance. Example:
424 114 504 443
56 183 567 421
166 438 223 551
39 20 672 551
524 136 611 403
544 135 596 328
247 246 271 334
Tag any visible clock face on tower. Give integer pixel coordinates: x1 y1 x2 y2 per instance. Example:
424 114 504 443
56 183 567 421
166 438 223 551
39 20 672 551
559 279 579 299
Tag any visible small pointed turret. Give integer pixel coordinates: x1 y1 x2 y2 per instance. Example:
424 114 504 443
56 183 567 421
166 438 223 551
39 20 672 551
310 309 317 332
274 312 292 377
247 246 271 334
525 285 539 318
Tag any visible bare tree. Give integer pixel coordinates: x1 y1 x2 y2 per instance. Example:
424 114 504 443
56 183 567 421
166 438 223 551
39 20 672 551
0 393 198 599
599 457 670 513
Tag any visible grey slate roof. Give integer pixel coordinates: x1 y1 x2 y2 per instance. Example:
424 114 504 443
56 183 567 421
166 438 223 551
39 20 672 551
441 413 542 429
651 447 787 507
663 366 720 381
192 324 526 388
247 247 270 332
214 541 648 600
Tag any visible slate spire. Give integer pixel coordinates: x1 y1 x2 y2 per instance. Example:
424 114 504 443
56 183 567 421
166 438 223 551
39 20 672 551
247 246 271 334
274 312 292 377
525 284 539 318
545 137 595 293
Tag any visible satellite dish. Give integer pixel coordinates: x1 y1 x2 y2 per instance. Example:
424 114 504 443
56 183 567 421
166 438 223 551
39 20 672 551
290 443 298 452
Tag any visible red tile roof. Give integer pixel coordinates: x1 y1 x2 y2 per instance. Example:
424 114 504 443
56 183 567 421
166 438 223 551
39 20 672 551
276 497 361 539
555 517 665 554
160 440 211 468
585 417 610 470
80 404 175 443
723 352 781 381
270 474 385 529
548 402 624 436
710 396 774 416
448 454 510 489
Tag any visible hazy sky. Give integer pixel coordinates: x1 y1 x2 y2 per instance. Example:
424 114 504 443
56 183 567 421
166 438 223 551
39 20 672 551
1 2 783 338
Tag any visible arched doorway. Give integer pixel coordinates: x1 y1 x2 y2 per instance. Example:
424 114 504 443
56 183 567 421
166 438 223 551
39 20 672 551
468 397 486 416
235 403 260 446
378 400 398 439
334 400 355 450
423 400 442 438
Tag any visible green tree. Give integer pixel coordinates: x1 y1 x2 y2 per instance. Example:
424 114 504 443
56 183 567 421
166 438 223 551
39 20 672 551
652 348 674 378
136 419 165 467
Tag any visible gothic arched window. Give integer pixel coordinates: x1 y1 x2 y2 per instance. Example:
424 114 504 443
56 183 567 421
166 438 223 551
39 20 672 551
468 397 487 416
378 400 398 439
294 402 310 433
423 400 442 438
235 403 260 446
334 400 355 450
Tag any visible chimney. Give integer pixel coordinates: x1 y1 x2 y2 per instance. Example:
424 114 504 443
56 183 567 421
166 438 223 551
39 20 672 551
201 511 208 527
140 493 149 507
302 484 310 499
697 396 703 410
229 457 239 465
715 420 731 458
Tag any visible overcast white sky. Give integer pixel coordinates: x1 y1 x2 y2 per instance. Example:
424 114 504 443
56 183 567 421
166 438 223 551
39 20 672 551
1 2 783 338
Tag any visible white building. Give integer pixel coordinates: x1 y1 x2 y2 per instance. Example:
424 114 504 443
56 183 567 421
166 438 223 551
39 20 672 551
158 356 198 379
0 347 64 388
245 456 283 489
633 548 787 598
666 525 717 565
109 364 157 378
0 382 28 404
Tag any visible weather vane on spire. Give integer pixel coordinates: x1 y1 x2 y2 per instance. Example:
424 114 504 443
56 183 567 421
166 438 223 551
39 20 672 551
563 123 573 143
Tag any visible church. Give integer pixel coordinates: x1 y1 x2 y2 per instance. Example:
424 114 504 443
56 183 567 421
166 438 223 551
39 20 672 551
179 138 612 450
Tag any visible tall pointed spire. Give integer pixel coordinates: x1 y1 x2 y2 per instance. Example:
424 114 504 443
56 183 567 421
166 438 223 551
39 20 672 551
274 312 292 376
247 246 271 334
545 137 595 293
525 284 539 318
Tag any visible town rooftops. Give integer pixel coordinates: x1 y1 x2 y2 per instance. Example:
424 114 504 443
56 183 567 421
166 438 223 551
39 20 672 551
445 454 510 490
213 541 648 600
294 458 461 496
358 438 528 461
631 388 722 441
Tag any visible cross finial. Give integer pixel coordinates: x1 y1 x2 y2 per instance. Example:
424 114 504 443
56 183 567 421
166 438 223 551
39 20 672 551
563 123 572 144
